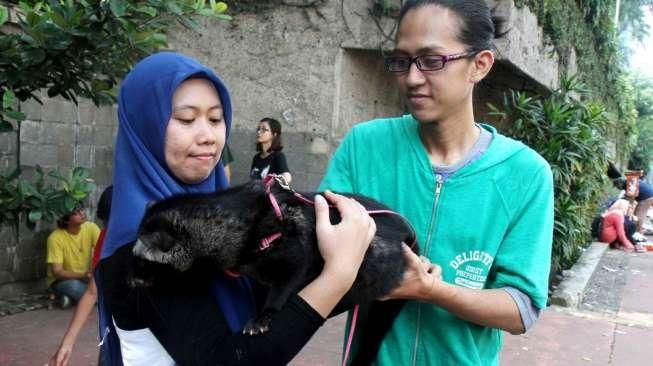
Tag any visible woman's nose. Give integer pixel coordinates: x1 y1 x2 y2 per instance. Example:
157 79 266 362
196 119 217 145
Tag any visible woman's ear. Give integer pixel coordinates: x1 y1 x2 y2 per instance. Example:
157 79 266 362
470 50 495 83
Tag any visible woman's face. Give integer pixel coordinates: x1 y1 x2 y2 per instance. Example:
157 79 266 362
394 5 476 124
256 121 274 144
165 78 226 184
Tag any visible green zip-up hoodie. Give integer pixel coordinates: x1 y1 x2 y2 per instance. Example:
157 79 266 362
319 115 554 366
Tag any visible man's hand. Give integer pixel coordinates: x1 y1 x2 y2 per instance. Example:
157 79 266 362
382 244 444 301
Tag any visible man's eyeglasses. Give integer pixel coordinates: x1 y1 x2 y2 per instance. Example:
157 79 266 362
384 52 477 73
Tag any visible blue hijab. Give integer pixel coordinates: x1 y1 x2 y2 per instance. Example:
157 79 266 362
102 52 231 257
99 52 254 333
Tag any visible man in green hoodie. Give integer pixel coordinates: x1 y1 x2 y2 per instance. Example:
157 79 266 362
319 1 554 365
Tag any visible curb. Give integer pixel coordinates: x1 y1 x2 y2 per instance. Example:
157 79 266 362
549 241 608 307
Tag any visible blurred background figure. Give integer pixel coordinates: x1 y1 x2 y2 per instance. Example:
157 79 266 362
46 205 100 309
220 144 234 184
250 117 292 183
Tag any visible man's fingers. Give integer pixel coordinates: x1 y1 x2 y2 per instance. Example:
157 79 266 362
402 243 422 265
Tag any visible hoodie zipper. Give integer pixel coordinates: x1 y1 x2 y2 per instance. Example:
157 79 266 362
411 174 443 365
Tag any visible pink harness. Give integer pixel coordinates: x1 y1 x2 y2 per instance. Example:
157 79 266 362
259 174 416 365
259 174 416 250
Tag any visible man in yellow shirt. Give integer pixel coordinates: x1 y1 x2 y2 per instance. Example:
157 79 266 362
46 206 100 308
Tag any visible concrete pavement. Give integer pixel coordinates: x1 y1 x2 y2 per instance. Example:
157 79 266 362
1 249 651 365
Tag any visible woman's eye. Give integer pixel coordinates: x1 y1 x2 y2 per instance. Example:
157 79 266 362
176 118 194 124
209 118 223 124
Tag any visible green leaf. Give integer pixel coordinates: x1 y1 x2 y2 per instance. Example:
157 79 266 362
212 2 228 14
71 191 86 200
3 110 26 121
175 14 198 30
28 210 42 222
198 8 214 16
2 89 15 109
110 0 128 17
194 0 207 10
166 2 183 15
0 5 9 26
136 6 157 17
212 13 232 21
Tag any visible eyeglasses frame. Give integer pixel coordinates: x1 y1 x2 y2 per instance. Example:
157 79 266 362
384 51 478 73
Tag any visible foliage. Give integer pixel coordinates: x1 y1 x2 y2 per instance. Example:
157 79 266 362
0 0 230 132
0 166 95 230
514 1 639 161
489 75 611 274
514 1 619 104
614 73 639 163
628 76 653 171
0 1 229 228
228 0 324 13
618 0 653 41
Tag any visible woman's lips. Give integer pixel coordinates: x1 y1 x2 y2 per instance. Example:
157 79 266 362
190 153 215 161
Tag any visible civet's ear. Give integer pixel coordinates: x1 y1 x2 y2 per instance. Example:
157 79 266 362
145 200 157 211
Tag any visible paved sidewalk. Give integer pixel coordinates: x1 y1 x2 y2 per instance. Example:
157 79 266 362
1 249 651 365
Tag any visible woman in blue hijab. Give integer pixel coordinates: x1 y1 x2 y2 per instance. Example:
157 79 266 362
96 52 376 365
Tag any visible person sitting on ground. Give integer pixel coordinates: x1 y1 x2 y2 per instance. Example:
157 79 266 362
250 117 292 183
46 205 101 308
599 199 636 251
48 186 112 366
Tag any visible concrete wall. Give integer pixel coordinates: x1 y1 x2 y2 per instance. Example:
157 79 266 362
0 0 570 296
167 0 407 190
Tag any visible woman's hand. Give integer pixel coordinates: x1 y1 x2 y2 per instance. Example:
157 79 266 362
382 244 443 302
315 191 376 283
298 191 376 318
47 343 73 366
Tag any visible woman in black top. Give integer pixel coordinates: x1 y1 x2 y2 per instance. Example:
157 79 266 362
96 53 376 365
250 117 292 183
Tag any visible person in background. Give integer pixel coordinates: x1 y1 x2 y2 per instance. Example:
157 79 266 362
319 0 554 364
608 161 653 237
250 117 292 183
48 186 113 366
599 198 636 252
47 205 101 309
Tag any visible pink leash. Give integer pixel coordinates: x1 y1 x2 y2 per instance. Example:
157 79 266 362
342 304 360 366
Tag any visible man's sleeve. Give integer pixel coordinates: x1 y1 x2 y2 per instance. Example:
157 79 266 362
318 131 356 193
487 164 554 309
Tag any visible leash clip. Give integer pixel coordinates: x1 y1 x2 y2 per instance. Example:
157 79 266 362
273 174 293 192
